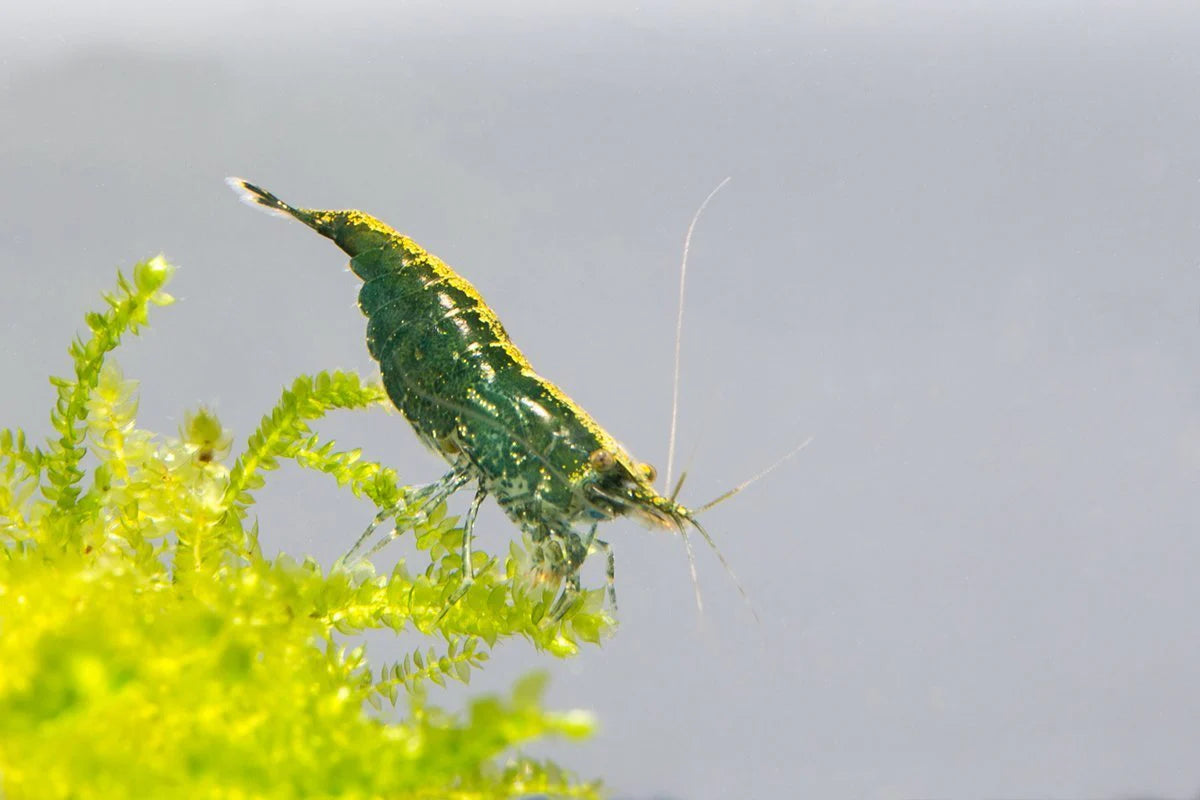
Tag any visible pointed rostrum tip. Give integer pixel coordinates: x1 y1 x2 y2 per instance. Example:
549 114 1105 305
225 176 292 218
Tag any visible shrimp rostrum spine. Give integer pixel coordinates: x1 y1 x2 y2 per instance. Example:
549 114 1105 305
228 178 712 616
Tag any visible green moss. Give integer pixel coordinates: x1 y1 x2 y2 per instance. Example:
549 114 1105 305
0 257 610 799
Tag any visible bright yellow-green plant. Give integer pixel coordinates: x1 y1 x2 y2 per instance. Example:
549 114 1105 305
0 256 612 799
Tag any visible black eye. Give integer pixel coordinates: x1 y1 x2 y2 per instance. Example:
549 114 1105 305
638 463 657 483
589 449 617 471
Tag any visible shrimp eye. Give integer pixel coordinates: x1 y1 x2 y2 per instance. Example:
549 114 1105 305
589 449 617 471
638 463 657 483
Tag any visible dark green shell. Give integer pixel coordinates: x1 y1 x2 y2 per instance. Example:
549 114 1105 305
228 177 688 585
301 207 655 532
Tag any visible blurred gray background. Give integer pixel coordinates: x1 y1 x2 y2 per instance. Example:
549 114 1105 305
4 2 1200 798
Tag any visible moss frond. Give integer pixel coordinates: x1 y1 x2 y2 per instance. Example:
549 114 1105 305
221 371 395 548
0 428 46 541
0 258 609 799
43 256 174 524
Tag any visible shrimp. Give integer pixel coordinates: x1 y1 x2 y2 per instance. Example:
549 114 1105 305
227 178 797 619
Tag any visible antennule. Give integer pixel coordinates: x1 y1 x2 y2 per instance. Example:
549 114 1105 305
698 436 814 513
669 470 689 503
689 517 759 624
675 519 705 615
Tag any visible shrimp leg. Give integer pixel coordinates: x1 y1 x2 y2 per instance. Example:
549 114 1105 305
339 467 470 567
437 484 489 619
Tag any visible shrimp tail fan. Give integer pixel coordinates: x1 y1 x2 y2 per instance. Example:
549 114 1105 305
225 177 295 219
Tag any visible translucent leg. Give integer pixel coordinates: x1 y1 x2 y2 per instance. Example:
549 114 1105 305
548 571 582 622
438 485 488 620
593 538 617 613
338 468 468 567
578 522 598 552
546 523 602 622
338 503 402 568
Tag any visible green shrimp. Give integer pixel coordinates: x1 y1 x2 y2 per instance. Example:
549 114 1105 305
227 178 776 619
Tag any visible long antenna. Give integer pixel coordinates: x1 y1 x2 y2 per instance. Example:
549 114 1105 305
665 177 732 493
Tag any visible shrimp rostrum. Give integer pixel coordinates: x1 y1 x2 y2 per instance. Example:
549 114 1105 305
228 178 743 619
